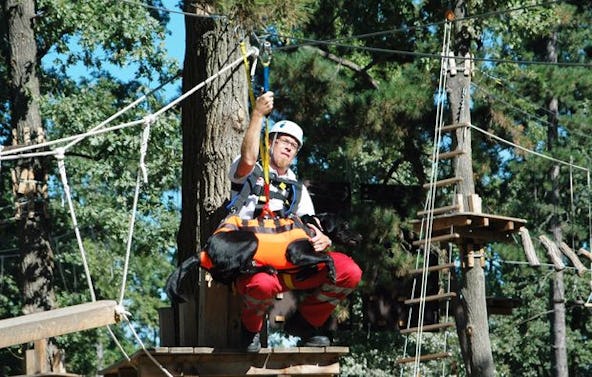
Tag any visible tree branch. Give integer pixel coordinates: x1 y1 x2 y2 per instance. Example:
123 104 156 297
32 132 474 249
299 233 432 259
301 45 380 89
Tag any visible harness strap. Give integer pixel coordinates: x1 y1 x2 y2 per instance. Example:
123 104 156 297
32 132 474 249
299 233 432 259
227 166 303 217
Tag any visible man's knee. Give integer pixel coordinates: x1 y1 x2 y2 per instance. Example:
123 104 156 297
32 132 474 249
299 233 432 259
329 252 362 289
237 272 282 299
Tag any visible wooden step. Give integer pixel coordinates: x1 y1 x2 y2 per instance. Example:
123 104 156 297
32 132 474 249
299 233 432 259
417 204 461 217
437 149 464 160
397 352 452 364
412 233 460 247
399 322 455 335
0 300 119 348
440 122 470 132
407 262 456 276
404 292 457 305
422 177 463 189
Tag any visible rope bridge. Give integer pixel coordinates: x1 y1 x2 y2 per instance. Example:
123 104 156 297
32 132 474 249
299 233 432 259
0 42 260 376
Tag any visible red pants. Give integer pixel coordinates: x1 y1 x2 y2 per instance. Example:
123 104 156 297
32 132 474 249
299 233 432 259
235 251 362 333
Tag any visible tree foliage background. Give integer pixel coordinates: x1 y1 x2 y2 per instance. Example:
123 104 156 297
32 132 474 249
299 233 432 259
1 0 592 376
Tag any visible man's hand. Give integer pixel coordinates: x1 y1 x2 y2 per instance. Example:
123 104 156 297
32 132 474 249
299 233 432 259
306 223 332 252
253 91 274 117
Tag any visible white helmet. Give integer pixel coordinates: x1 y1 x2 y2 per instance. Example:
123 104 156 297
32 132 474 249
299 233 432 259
269 120 304 147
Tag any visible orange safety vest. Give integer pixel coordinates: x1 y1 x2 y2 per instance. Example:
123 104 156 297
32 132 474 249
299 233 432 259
200 214 334 284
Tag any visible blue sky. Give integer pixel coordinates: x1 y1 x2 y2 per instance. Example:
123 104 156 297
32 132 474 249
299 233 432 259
41 0 186 100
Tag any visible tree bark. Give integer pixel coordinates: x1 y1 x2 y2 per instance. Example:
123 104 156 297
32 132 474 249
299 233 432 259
547 30 568 377
176 1 249 347
447 1 494 376
6 0 59 371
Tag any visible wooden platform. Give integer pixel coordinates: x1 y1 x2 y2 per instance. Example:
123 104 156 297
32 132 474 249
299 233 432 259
412 212 527 243
99 346 349 377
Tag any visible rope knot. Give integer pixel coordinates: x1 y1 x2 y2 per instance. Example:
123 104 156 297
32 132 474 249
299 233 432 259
55 147 66 160
143 114 157 126
114 304 131 322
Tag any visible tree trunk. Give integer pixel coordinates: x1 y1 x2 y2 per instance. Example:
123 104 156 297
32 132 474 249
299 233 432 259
547 30 568 377
5 0 59 371
176 1 249 347
447 1 494 376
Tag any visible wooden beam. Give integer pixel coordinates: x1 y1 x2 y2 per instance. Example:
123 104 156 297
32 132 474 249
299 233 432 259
422 177 463 189
539 235 565 271
406 262 456 276
100 347 350 377
417 204 461 217
399 322 455 335
578 248 592 262
519 227 540 267
438 149 464 160
0 300 119 349
397 352 451 364
404 292 457 305
559 242 587 276
412 233 460 247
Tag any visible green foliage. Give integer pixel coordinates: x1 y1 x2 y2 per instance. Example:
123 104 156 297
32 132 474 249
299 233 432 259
1 0 180 374
2 0 592 374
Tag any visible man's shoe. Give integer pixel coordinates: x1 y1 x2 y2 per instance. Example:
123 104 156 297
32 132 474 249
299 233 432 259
301 335 331 347
285 311 331 347
242 329 261 353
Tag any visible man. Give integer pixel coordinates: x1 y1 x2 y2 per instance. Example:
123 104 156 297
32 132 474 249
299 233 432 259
229 91 362 352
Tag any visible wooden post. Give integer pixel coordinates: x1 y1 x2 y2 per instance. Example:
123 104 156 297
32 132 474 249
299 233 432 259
446 2 495 375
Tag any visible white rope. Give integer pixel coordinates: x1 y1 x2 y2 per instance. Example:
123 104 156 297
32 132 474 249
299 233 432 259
0 49 256 162
105 325 133 364
140 115 154 183
151 48 257 119
440 243 454 376
468 123 589 173
4 46 257 372
117 310 175 377
415 21 452 375
400 20 452 377
0 73 180 159
0 119 146 161
118 118 153 305
55 148 96 301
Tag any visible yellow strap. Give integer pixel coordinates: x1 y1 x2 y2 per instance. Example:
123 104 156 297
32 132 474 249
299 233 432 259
281 273 296 290
240 41 257 108
239 40 270 186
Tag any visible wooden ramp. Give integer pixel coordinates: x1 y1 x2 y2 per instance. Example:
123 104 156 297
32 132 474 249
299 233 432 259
100 346 349 377
0 300 119 348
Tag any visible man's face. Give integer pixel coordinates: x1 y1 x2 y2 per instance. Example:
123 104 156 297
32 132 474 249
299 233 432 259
269 133 299 172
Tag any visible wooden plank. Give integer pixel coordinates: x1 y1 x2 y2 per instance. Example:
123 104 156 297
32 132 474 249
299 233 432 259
519 227 540 267
404 292 457 305
0 300 118 349
417 204 461 217
539 235 565 271
397 352 451 364
101 348 349 377
422 177 462 189
157 307 175 347
440 123 471 132
578 248 592 261
410 215 471 232
399 322 455 334
407 262 456 276
247 362 340 374
438 149 464 160
559 242 587 276
452 228 513 243
412 233 460 247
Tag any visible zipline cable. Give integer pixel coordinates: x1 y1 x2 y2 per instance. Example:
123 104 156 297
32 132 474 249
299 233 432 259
1 51 256 160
